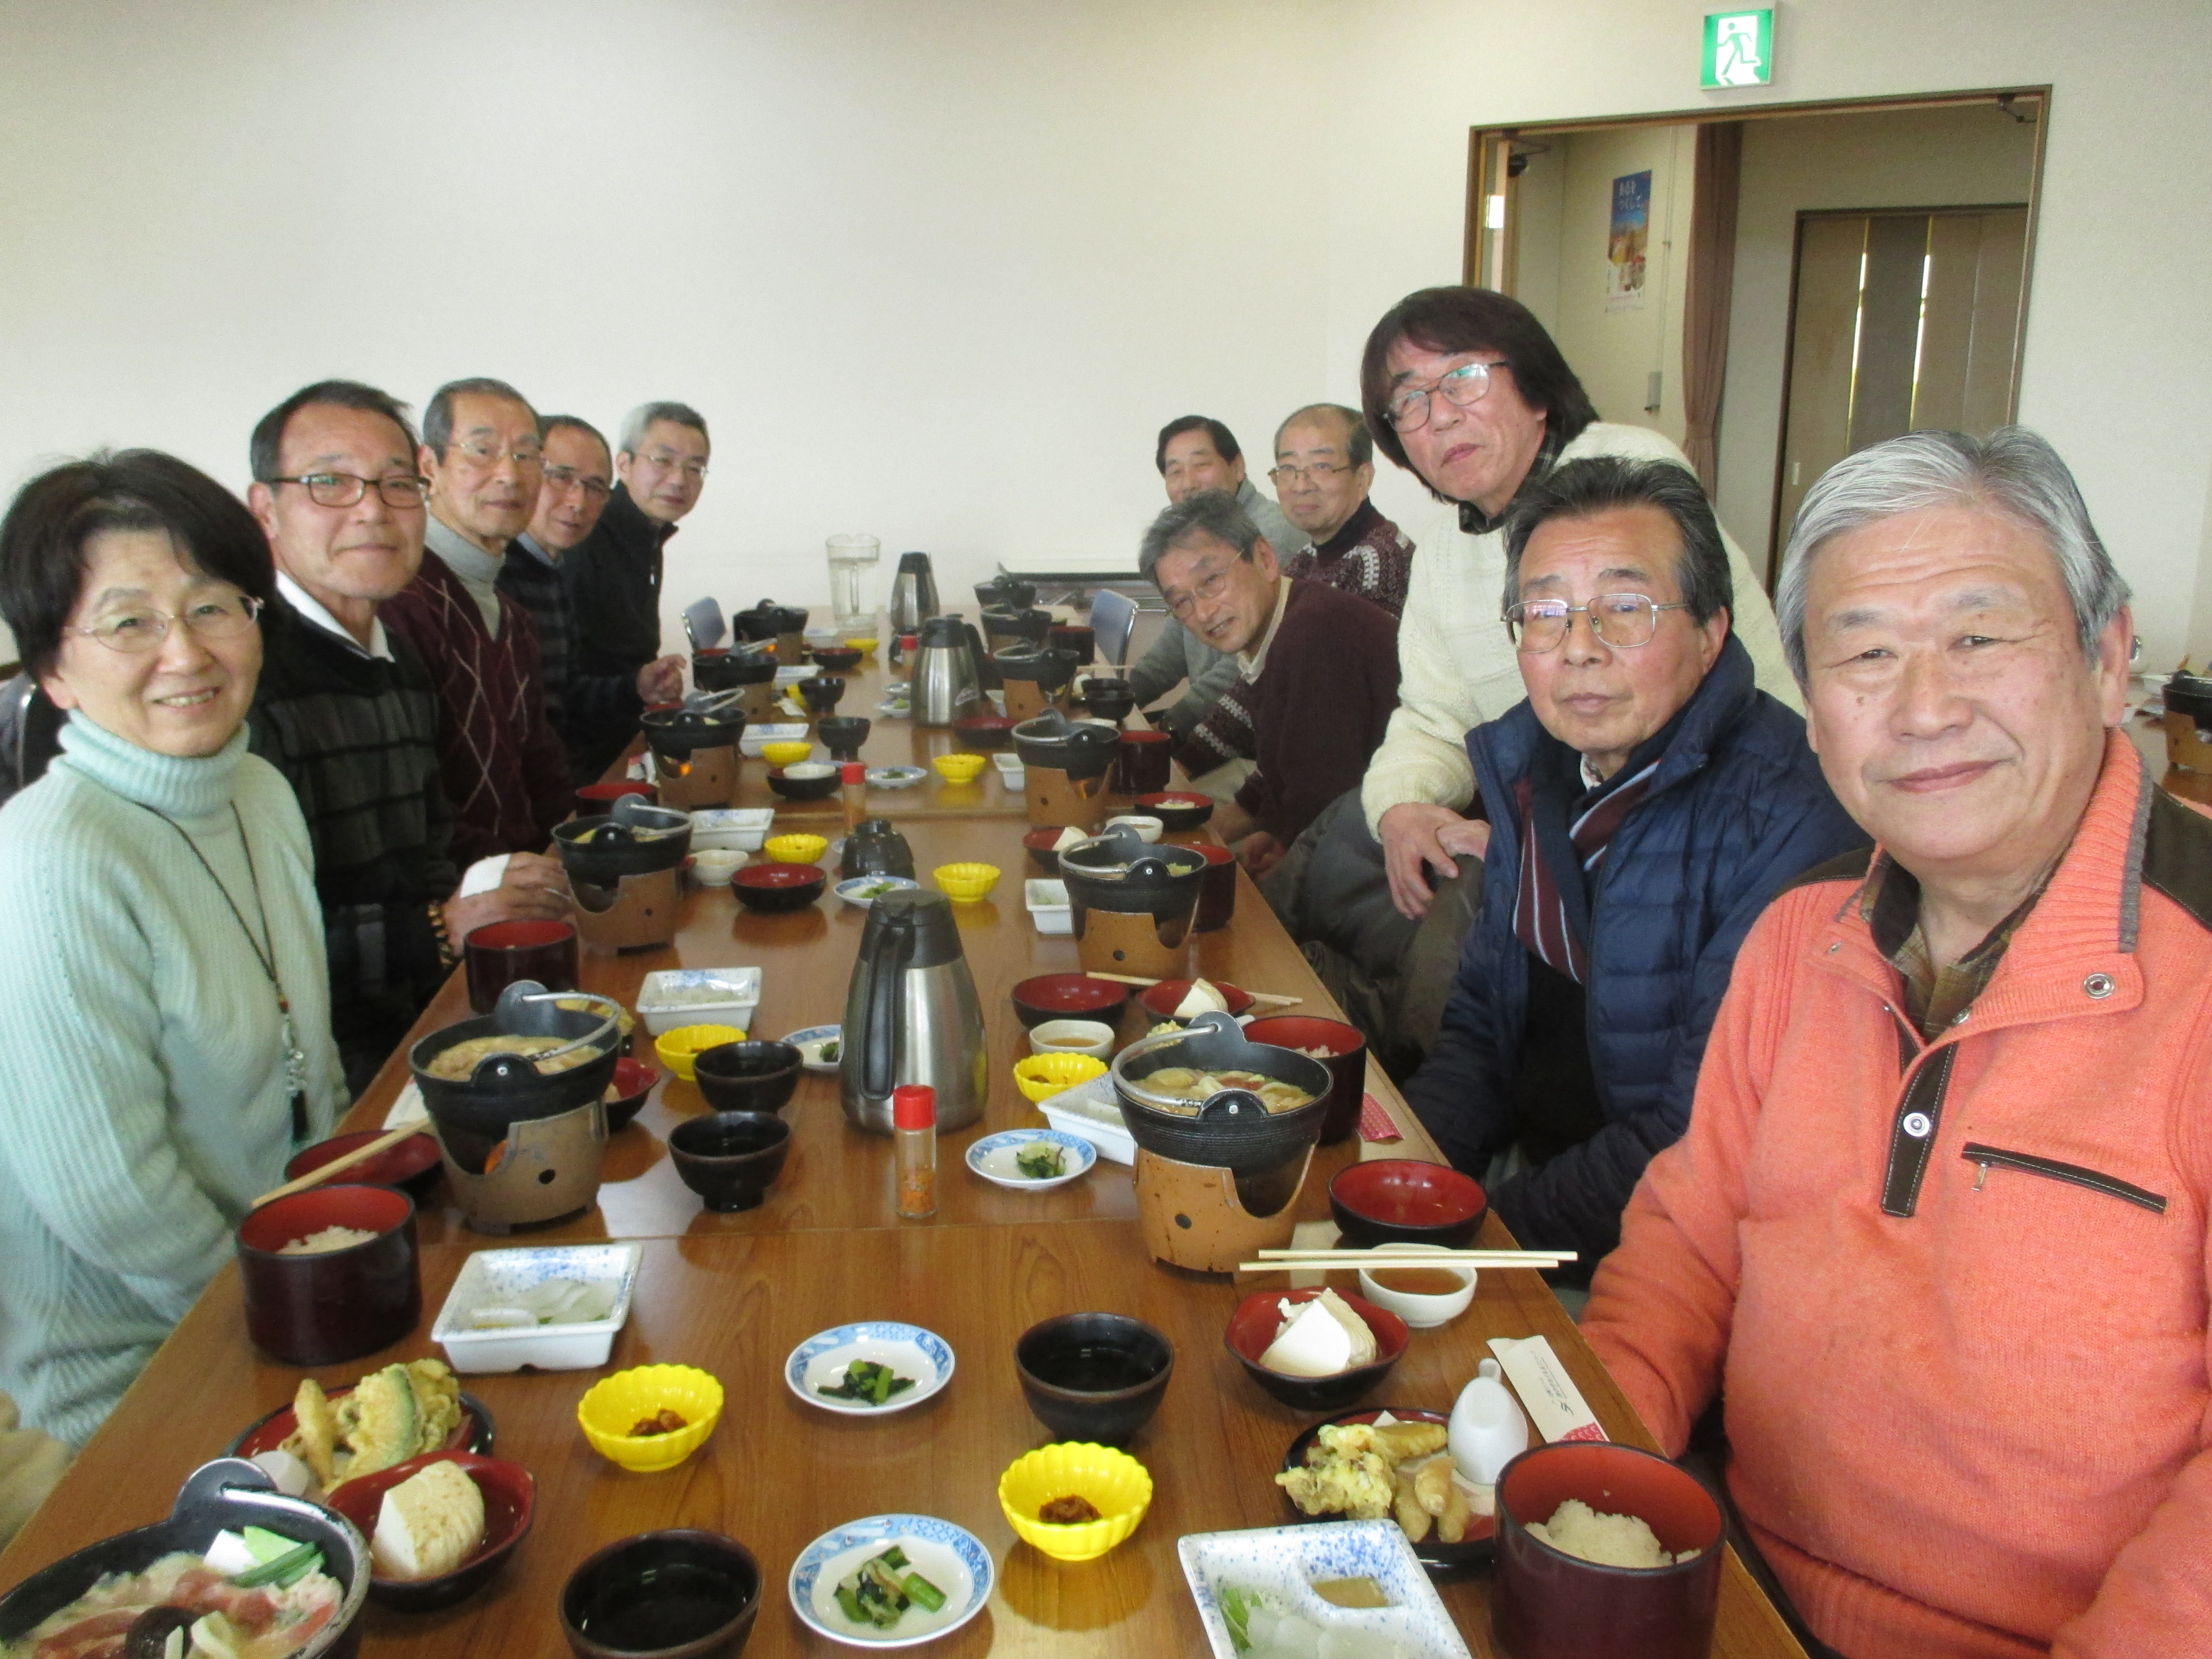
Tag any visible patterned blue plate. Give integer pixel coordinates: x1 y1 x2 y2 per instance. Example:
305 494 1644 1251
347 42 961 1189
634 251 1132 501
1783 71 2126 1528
963 1129 1096 1191
785 1322 955 1417
1178 1520 1470 1659
789 1513 992 1647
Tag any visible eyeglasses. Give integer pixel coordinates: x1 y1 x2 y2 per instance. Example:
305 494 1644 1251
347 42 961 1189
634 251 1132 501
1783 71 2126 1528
1160 556 1246 620
543 465 613 502
1385 360 1503 432
451 438 543 469
1505 593 1688 653
267 472 430 509
74 593 264 654
634 449 708 480
1267 460 1356 485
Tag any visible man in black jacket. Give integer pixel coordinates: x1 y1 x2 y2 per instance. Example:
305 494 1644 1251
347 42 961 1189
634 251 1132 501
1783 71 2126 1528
245 380 571 1092
561 401 701 781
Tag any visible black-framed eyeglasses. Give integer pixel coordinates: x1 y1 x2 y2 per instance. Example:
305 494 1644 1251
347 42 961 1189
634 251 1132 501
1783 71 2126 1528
1386 360 1503 432
1505 593 1688 653
1267 460 1356 485
267 472 431 509
73 594 264 654
543 465 613 502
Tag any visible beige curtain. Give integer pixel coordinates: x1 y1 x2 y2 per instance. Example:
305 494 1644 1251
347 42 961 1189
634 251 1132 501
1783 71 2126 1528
1681 121 1743 493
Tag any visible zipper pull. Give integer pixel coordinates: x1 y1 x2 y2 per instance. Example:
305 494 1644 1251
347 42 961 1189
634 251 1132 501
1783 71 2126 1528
1972 1160 1990 1192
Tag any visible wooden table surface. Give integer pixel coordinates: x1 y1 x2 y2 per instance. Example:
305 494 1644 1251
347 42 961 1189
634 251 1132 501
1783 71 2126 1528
0 649 1806 1658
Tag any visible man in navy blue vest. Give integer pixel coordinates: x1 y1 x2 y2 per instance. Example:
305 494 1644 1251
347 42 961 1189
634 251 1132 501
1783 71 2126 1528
1403 456 1864 1278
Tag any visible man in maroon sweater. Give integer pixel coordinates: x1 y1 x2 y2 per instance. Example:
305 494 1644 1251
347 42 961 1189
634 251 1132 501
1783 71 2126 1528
1139 492 1399 877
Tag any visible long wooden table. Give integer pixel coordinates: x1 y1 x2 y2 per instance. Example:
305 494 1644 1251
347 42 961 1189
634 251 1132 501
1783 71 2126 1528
0 651 1806 1657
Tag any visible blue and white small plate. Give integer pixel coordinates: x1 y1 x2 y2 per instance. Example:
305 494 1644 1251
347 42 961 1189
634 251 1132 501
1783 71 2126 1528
964 1129 1096 1191
789 1513 992 1647
1178 1520 1470 1659
866 766 926 789
774 663 823 685
836 875 922 910
786 1322 955 1417
782 1023 842 1073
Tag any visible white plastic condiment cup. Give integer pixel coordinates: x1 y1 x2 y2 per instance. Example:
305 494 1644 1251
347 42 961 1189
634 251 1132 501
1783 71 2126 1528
1356 1241 1477 1329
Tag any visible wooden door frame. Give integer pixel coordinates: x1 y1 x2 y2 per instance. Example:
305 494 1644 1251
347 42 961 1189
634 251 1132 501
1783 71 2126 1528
1767 201 2034 574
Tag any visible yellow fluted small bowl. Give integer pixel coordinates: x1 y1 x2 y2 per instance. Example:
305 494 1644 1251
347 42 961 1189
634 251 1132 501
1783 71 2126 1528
764 832 830 866
655 1023 748 1082
932 752 988 785
761 741 814 769
998 1443 1153 1562
844 637 879 657
1013 1052 1107 1102
577 1364 724 1472
933 861 1001 904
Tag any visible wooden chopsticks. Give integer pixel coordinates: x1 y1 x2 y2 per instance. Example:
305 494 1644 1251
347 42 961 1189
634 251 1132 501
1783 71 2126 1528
1085 971 1301 1009
251 1122 424 1209
1237 1246 1577 1273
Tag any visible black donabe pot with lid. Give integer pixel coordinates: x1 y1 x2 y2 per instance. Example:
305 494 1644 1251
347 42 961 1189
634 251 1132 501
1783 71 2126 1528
2164 672 2212 728
1110 1010 1333 1176
1056 822 1207 920
692 648 775 692
1011 708 1120 780
641 706 747 763
975 575 1038 611
991 644 1077 692
553 802 695 887
980 606 1054 646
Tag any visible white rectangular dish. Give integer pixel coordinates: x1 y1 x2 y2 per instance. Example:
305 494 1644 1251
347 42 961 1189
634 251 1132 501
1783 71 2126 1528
689 807 777 851
993 752 1026 787
635 965 764 1035
431 1242 643 1373
1025 878 1071 935
739 722 809 757
1178 1520 1471 1659
1038 1075 1136 1165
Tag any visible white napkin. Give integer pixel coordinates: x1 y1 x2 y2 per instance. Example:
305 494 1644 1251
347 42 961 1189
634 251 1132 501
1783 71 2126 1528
456 854 510 898
383 1082 427 1129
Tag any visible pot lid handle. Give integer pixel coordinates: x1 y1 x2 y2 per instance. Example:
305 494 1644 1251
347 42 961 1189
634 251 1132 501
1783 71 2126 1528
1195 1087 1269 1121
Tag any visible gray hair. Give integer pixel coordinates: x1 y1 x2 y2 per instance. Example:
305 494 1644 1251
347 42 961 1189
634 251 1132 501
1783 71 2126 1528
1502 455 1733 625
422 377 534 458
1138 489 1264 584
619 401 709 456
1274 402 1373 470
1775 426 2130 684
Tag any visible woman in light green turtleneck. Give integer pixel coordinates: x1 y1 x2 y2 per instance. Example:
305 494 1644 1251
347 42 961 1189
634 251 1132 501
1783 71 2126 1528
0 451 345 1451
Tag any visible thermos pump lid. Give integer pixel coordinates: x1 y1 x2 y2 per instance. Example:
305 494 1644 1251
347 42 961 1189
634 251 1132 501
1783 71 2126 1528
893 1084 937 1129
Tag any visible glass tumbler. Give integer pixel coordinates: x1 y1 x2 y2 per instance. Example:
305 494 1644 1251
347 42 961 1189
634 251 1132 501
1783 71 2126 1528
825 533 881 633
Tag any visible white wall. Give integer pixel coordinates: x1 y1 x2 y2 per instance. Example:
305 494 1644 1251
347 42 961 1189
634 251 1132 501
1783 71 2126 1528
1522 123 1696 451
1714 103 2040 571
4 0 2212 666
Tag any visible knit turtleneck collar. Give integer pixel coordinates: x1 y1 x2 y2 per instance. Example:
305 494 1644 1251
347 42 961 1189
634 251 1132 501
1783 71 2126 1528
55 713 249 821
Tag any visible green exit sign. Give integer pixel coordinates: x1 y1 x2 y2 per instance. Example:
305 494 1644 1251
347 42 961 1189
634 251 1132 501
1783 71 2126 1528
1703 9 1774 88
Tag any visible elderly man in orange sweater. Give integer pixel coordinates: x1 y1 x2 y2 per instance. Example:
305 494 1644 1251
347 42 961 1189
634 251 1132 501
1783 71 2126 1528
1584 426 2212 1659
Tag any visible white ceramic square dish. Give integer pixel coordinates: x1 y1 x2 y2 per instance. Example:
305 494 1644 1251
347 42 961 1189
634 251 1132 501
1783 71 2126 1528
635 966 764 1035
1178 1520 1472 1659
430 1242 643 1372
1024 878 1071 935
688 807 777 851
1037 1074 1136 1165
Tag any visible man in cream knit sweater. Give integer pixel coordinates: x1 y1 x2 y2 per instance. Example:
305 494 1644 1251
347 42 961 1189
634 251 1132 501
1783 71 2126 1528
1282 288 1799 1072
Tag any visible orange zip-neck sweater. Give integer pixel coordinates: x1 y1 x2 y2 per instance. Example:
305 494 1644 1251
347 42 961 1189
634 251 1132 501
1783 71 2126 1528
1586 734 2212 1658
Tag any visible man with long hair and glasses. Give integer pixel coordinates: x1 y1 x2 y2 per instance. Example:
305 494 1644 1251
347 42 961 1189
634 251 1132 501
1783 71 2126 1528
1401 455 1858 1280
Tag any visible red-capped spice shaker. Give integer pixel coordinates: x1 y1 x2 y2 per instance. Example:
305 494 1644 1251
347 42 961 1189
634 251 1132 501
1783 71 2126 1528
893 1083 937 1218
841 761 867 831
890 631 919 672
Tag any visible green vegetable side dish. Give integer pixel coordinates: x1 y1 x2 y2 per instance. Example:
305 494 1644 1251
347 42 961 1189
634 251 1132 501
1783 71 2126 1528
1014 1142 1067 1180
1219 1584 1260 1654
833 1545 948 1630
817 1358 915 1406
819 1039 840 1062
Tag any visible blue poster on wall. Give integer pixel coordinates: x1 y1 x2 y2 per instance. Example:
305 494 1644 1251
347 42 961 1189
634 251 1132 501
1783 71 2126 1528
1607 170 1651 309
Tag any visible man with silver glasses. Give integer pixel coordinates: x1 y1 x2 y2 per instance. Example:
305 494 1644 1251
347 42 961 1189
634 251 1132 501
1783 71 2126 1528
246 379 569 1091
382 376 575 866
1400 454 1859 1276
561 401 704 783
502 414 682 783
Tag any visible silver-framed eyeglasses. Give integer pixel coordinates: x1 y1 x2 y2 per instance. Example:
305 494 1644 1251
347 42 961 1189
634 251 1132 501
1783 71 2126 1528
1506 593 1687 653
74 593 264 654
1267 460 1356 485
267 472 430 509
1386 360 1503 432
452 438 544 469
636 449 708 480
1160 557 1243 620
543 464 613 502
